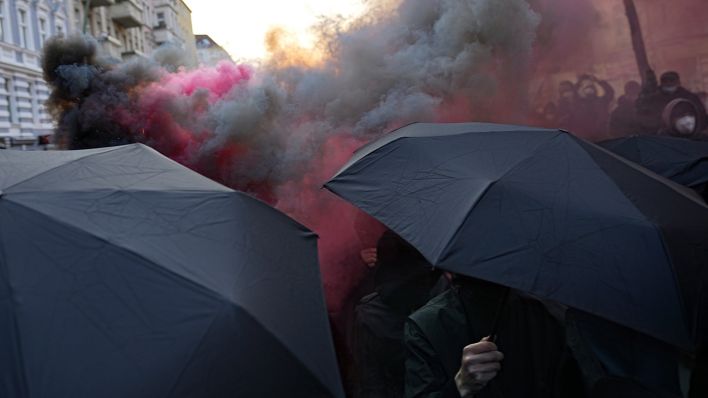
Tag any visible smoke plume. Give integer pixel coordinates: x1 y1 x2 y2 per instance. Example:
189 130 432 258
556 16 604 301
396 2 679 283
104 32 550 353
43 0 543 311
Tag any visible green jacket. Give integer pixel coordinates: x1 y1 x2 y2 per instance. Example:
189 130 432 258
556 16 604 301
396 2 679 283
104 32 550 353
404 283 583 398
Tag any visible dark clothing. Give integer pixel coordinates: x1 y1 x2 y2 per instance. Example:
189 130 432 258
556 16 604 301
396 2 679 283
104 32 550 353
637 86 707 133
404 283 583 398
609 95 639 137
569 81 615 140
565 309 683 398
690 349 707 397
353 293 412 398
352 230 444 397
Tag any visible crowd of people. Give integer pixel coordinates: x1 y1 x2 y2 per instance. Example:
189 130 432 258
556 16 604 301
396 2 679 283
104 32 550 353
336 227 703 398
531 70 708 142
329 69 708 398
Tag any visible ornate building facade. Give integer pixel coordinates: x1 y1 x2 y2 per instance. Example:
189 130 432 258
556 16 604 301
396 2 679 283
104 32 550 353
1 0 196 149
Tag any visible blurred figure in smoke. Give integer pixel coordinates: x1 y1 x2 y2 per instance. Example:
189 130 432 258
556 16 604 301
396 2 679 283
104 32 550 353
404 276 584 398
637 70 707 134
609 81 641 137
531 102 559 128
660 98 705 139
570 74 615 140
353 230 444 398
698 91 708 112
331 212 387 396
557 80 577 127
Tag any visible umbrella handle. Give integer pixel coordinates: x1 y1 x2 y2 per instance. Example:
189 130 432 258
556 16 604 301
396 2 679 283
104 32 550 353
488 287 511 343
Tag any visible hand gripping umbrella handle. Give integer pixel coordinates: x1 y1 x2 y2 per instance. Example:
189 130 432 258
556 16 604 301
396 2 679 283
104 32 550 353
488 287 511 343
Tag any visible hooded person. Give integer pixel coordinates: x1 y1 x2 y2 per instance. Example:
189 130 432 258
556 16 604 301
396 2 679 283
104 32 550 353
404 276 584 398
637 70 707 133
660 98 705 139
569 74 615 140
609 81 641 137
352 230 446 398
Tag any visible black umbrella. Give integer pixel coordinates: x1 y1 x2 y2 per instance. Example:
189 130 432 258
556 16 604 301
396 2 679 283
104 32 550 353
326 122 708 350
0 144 343 398
600 135 708 189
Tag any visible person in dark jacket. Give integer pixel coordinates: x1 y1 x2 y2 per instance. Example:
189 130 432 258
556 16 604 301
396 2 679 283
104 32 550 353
353 230 445 398
404 276 584 398
609 81 641 137
569 74 615 140
636 70 707 133
556 80 577 128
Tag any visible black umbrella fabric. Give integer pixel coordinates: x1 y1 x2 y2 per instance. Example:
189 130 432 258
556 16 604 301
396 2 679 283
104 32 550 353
326 122 708 350
0 144 343 398
600 135 708 188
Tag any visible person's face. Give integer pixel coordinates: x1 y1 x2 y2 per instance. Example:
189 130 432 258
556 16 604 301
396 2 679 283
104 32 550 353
661 81 679 94
578 80 597 99
674 114 697 135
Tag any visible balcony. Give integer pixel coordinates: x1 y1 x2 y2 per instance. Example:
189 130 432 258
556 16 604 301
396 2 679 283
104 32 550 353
89 0 115 7
153 28 176 44
109 0 143 28
121 49 146 60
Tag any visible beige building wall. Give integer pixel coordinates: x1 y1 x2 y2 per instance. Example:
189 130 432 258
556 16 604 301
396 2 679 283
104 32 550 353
67 0 196 65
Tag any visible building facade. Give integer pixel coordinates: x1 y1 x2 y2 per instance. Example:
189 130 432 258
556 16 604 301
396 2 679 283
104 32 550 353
67 0 197 65
195 34 231 67
0 0 197 149
0 0 68 149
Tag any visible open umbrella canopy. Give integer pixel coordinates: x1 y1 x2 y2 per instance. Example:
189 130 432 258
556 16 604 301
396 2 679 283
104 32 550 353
0 144 343 398
326 122 708 351
599 135 708 188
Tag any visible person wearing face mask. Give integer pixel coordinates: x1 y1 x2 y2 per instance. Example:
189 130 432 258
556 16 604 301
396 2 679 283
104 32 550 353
637 70 707 133
569 74 615 141
659 98 705 139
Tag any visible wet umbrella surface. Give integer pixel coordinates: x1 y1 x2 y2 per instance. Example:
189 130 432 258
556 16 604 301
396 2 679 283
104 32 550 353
0 144 343 398
327 122 708 351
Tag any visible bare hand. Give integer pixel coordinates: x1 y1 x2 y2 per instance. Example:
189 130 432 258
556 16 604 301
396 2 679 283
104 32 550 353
454 337 503 397
360 248 377 268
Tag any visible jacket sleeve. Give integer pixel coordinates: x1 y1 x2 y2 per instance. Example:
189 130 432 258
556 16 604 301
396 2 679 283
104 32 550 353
404 320 461 398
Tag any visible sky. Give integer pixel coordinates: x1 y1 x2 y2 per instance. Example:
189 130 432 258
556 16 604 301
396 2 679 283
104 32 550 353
184 0 366 62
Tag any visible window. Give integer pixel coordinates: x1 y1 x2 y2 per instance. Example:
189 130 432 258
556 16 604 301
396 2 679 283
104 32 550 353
39 18 47 47
56 23 64 37
156 12 165 28
18 9 28 48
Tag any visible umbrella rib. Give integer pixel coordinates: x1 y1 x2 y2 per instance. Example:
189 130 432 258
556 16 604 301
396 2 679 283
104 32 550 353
437 131 564 263
2 146 125 193
4 197 229 303
4 198 340 394
163 302 227 398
